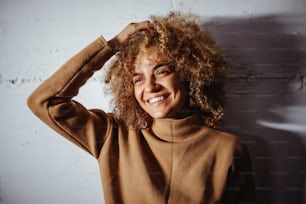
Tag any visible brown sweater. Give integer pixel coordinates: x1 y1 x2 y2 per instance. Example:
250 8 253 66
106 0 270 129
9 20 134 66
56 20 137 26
27 36 255 204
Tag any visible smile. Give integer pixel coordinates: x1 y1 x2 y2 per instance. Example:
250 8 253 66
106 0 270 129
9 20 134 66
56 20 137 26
147 95 169 104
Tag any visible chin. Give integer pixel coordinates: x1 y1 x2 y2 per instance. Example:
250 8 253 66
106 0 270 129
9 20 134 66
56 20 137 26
151 114 166 119
149 111 168 119
150 111 176 119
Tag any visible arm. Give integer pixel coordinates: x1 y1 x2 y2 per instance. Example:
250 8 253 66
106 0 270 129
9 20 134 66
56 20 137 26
27 21 153 158
27 36 114 158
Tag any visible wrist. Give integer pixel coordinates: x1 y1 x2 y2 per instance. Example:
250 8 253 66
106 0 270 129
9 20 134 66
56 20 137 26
107 37 121 53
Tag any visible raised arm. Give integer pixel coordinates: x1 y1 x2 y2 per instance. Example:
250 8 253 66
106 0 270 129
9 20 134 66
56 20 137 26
27 36 114 157
27 21 152 158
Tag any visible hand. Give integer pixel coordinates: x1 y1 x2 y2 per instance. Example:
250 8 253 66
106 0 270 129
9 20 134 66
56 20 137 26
108 21 152 52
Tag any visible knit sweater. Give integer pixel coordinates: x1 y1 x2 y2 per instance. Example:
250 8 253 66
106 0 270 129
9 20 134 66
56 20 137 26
27 36 255 204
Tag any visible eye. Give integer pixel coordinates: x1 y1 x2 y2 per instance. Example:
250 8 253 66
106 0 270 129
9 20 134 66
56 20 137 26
133 76 143 85
155 67 172 77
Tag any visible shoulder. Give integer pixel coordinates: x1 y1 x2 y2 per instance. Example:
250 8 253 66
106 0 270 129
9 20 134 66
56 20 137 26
207 129 252 172
213 129 252 168
90 109 114 125
207 128 238 145
208 128 249 156
89 109 129 137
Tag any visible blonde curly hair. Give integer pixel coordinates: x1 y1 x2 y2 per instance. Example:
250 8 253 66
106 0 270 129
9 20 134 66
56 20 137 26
104 12 227 129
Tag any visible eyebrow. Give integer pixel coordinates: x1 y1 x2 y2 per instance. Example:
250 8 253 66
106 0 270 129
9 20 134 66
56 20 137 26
133 62 173 77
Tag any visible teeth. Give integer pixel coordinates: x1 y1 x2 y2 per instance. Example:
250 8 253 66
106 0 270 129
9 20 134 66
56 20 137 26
149 96 164 104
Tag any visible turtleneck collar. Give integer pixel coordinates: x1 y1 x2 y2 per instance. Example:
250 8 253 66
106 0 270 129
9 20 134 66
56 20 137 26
151 114 207 142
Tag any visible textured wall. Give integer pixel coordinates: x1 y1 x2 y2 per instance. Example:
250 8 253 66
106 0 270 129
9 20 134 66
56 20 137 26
0 0 305 203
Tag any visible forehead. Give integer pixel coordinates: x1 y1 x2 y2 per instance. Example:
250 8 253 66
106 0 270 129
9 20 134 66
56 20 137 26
134 46 170 72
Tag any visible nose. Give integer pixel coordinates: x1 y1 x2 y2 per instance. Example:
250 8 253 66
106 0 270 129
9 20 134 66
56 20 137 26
144 77 161 92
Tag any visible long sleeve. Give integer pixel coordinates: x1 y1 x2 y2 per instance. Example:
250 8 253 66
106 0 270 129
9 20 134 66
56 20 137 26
27 36 115 158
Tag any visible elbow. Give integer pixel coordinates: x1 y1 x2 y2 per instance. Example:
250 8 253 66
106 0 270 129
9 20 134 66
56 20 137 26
27 91 44 115
27 93 37 113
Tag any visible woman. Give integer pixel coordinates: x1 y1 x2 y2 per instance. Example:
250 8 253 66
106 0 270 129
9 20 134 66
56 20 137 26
27 12 255 203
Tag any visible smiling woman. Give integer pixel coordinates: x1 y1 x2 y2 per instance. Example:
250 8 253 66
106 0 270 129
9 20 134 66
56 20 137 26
133 46 188 119
105 12 227 129
27 12 255 204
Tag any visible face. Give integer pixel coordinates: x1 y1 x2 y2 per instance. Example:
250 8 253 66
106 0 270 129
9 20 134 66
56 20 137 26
133 46 187 119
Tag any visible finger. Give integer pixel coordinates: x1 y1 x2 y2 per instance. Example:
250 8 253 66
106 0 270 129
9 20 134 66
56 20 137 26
115 21 153 44
132 20 153 32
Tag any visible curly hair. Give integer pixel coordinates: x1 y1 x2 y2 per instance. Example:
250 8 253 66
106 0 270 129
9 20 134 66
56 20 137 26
104 12 227 129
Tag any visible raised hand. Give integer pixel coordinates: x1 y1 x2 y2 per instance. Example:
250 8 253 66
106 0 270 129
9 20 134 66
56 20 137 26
108 21 152 52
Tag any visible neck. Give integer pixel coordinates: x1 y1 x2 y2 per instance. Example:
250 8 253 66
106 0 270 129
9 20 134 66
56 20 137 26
151 113 206 142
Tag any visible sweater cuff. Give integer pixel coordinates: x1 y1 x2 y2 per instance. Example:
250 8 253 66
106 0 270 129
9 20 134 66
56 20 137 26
98 35 117 54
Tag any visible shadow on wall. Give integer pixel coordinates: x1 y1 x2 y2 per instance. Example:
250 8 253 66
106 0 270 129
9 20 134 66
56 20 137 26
202 14 306 203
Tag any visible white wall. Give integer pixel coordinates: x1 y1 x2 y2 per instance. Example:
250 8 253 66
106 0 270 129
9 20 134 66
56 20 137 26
1 0 305 203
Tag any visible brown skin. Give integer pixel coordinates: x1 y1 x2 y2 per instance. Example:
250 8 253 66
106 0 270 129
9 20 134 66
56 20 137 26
133 46 188 119
109 21 190 120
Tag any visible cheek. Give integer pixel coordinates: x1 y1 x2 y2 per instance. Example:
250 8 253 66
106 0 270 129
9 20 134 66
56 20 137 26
133 87 142 103
169 78 185 94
